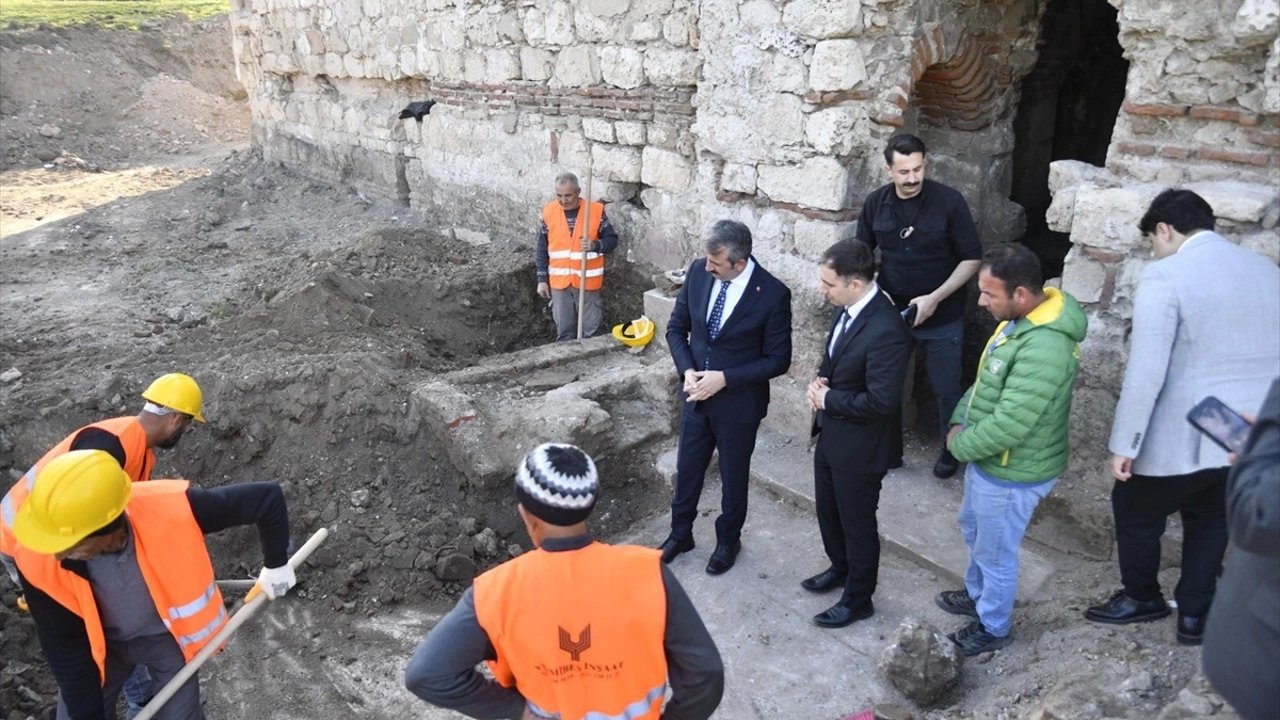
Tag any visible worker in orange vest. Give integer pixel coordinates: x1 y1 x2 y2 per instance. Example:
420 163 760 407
535 172 620 341
12 449 295 720
406 443 724 720
1 372 205 718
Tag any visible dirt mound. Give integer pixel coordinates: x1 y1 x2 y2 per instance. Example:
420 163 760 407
0 14 248 170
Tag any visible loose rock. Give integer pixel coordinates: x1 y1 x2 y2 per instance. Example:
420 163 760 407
879 619 962 706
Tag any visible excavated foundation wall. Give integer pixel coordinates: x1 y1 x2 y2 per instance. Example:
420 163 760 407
231 0 1279 556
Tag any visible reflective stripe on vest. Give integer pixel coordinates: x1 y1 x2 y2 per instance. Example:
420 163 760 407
473 542 668 720
527 682 668 720
544 201 606 291
13 480 226 684
0 418 153 556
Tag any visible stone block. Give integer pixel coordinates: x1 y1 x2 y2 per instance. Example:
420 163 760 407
522 7 547 45
521 47 554 81
643 288 675 349
647 124 678 149
600 46 645 89
793 218 854 260
1047 159 1115 195
1184 180 1279 224
497 11 524 43
583 117 615 143
485 49 520 83
809 39 867 92
641 146 693 192
663 12 690 46
454 228 492 246
629 19 662 42
615 120 646 145
644 48 700 86
584 0 629 16
1239 229 1280 264
574 9 615 43
593 144 642 183
1233 0 1279 41
1060 248 1107 304
804 106 859 155
463 52 486 83
782 0 861 39
553 45 601 86
721 162 758 194
739 0 781 29
1069 184 1164 253
1045 184 1077 233
756 157 850 211
760 93 806 148
546 1 576 45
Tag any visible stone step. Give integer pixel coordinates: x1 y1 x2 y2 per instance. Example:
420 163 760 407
655 427 1056 602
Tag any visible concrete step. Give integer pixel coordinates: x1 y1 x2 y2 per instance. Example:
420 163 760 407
748 428 1057 602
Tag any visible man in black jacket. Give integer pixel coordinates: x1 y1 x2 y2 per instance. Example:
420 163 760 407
803 240 911 628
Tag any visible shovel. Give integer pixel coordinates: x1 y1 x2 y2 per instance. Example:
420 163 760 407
133 527 330 720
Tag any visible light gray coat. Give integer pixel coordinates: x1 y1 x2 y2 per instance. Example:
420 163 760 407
1109 231 1280 476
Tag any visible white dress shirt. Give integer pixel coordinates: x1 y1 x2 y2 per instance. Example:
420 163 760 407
705 258 757 327
828 282 879 356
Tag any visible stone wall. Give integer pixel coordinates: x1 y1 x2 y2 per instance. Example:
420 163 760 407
231 0 1279 556
1048 0 1280 554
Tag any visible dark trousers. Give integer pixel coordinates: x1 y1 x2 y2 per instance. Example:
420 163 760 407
671 404 760 545
1112 467 1229 616
57 633 202 720
814 437 885 605
891 318 964 458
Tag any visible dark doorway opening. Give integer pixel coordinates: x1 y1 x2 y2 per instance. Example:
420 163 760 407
1010 0 1128 278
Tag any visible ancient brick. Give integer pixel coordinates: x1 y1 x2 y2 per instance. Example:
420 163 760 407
1246 129 1280 148
1158 146 1190 159
1189 105 1245 123
1122 102 1187 117
1114 142 1158 157
1079 246 1125 264
1194 147 1271 167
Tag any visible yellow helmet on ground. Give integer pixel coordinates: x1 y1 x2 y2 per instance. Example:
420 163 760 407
13 450 132 554
612 316 655 348
142 372 205 422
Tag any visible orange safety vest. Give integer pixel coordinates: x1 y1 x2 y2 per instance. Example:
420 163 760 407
1 417 154 556
544 201 606 291
13 480 226 684
473 542 668 720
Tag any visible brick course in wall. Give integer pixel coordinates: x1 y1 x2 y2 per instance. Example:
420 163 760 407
423 81 696 125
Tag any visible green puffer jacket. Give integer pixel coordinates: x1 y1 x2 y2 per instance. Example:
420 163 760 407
949 288 1087 483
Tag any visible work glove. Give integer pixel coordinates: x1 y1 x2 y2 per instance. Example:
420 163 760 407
257 564 297 600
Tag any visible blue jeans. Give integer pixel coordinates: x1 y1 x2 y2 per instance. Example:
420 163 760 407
124 664 154 719
957 465 1056 637
910 318 964 442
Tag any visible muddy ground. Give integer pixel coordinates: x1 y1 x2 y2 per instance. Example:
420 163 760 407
0 16 1238 720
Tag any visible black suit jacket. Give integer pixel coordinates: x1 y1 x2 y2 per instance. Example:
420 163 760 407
666 257 793 423
812 290 911 472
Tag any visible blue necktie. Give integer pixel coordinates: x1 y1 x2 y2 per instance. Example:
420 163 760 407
704 281 729 370
708 281 729 340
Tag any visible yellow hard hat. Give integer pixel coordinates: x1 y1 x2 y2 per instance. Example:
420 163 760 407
13 450 132 555
612 316 655 348
141 372 205 422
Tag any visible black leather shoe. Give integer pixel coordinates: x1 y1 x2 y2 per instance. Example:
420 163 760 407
801 567 847 594
1177 613 1206 646
705 541 741 575
1084 589 1171 624
813 599 875 628
933 449 960 478
657 535 695 564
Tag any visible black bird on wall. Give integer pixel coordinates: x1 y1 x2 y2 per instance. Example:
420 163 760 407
398 100 436 122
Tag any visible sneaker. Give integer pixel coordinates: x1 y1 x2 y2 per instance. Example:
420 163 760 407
935 589 978 618
947 620 1013 656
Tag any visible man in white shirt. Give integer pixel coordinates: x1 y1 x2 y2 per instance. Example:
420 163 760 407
659 220 793 575
802 240 911 627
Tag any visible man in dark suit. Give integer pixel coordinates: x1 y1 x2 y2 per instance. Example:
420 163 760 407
803 240 911 627
659 219 793 575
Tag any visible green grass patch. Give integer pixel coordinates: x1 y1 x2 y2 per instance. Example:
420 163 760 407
0 0 228 30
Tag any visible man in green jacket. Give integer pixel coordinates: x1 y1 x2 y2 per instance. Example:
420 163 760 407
933 244 1087 655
